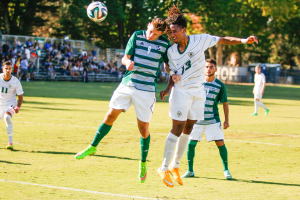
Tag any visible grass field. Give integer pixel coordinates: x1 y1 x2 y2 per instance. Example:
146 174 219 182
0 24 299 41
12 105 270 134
0 82 299 200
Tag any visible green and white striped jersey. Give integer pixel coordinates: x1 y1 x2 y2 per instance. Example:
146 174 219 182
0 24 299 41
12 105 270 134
196 78 227 125
121 30 171 92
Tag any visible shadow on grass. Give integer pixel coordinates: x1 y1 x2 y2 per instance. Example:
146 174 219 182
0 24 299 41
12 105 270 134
4 149 138 161
23 101 73 106
0 160 31 165
200 176 300 187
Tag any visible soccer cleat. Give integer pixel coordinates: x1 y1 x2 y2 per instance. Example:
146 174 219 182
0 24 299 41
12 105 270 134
265 109 270 116
139 160 147 183
224 170 232 179
181 170 195 178
75 145 97 159
157 168 174 188
6 143 13 150
251 113 258 116
169 167 183 185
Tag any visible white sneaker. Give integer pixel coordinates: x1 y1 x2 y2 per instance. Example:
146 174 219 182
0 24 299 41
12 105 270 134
224 170 232 179
181 170 195 178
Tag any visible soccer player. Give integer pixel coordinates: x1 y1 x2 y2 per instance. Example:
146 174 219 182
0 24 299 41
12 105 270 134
157 5 258 187
0 61 24 150
75 18 171 183
251 65 269 116
181 59 231 179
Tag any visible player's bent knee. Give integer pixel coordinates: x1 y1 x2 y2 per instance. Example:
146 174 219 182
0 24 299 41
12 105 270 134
215 140 224 146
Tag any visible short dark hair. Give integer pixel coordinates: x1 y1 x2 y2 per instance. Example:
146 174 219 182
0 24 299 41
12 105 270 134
206 59 217 66
151 18 167 32
2 61 12 66
255 65 261 69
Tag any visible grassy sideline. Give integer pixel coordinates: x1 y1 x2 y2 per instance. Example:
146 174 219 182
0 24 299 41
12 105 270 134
0 81 299 200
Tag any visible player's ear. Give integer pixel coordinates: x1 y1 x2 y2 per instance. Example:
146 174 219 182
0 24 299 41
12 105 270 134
215 65 217 72
147 22 151 29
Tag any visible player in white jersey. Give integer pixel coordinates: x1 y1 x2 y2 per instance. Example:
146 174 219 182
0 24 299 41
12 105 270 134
251 65 269 116
0 61 24 150
75 18 171 183
157 5 258 187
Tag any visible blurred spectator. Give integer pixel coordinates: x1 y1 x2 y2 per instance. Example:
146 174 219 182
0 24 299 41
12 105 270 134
26 39 33 48
15 39 22 50
20 57 30 81
12 38 17 48
81 49 87 56
73 63 80 77
24 46 31 60
108 60 114 69
102 60 110 72
11 55 16 66
83 65 88 83
28 61 36 80
91 61 100 74
92 48 96 58
110 66 118 77
48 64 56 79
2 41 9 56
44 41 52 51
44 58 51 69
56 50 63 60
63 57 68 68
119 64 126 74
30 50 38 63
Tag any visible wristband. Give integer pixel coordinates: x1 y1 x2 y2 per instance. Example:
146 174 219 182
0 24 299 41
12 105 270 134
15 106 20 110
241 39 247 44
169 71 175 76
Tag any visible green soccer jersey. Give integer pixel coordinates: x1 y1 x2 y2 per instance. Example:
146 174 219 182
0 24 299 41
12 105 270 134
196 78 228 125
121 30 171 92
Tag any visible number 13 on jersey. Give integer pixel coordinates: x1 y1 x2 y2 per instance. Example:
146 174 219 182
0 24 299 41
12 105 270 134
182 60 191 75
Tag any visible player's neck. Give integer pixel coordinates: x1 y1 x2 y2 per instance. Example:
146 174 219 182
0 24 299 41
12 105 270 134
205 75 215 82
178 35 189 49
3 73 12 81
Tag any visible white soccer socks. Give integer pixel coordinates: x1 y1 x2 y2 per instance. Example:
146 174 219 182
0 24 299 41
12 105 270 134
160 132 179 171
254 100 259 114
171 133 190 169
259 101 267 111
4 113 13 143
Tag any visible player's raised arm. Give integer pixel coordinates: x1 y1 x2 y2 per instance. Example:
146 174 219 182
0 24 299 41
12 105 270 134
218 35 258 45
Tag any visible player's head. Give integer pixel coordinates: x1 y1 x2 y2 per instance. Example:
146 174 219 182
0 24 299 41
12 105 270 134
166 4 187 43
146 18 166 41
2 61 12 75
255 65 261 74
205 59 217 77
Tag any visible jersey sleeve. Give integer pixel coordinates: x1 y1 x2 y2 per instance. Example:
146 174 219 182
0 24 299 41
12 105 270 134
15 81 24 95
200 34 220 51
262 73 266 83
125 32 137 56
162 41 171 63
167 48 177 71
219 83 228 103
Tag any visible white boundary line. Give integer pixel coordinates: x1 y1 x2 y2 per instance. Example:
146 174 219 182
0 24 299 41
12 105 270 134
0 179 161 200
226 140 300 147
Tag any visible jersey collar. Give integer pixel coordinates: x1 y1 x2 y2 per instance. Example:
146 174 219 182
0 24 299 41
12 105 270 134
177 36 190 55
1 74 12 82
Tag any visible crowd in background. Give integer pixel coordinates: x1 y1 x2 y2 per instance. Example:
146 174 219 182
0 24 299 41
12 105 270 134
1 37 168 83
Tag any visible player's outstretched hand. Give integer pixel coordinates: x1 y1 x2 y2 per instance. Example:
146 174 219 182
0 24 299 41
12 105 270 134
172 74 181 83
160 90 170 101
246 35 258 44
223 121 229 129
126 60 134 71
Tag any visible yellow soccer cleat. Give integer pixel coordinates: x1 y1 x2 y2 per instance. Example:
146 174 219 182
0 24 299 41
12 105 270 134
157 168 174 188
169 167 183 185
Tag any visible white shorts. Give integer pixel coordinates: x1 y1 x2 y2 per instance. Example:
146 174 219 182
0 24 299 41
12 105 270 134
169 88 206 121
109 84 156 123
254 93 262 100
189 122 224 142
0 105 16 120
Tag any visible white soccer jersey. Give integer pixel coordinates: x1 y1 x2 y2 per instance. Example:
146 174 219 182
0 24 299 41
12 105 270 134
168 34 220 92
0 74 24 106
254 73 266 94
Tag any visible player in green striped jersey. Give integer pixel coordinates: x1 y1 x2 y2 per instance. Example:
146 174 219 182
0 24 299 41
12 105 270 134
75 18 171 183
181 59 232 179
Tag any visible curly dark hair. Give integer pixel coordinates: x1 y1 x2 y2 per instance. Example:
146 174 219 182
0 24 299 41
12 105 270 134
166 4 187 39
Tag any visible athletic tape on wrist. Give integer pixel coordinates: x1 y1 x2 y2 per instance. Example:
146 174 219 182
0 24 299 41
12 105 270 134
170 71 175 76
241 39 247 44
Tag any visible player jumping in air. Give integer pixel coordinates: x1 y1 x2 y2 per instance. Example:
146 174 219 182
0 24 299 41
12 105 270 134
75 18 171 183
251 65 269 116
181 59 231 179
0 61 24 150
158 5 258 187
